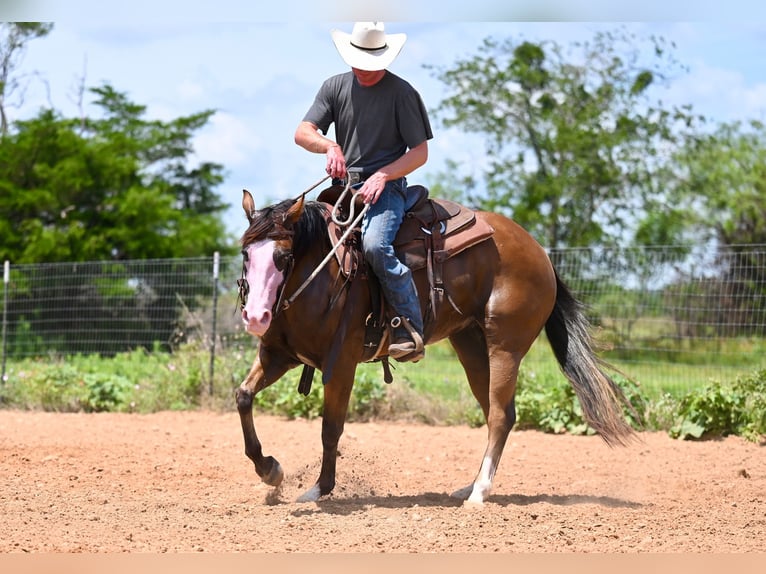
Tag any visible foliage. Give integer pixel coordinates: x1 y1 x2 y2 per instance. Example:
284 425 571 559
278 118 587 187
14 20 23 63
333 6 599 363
427 27 701 248
252 369 324 420
671 120 766 247
515 370 590 435
661 123 766 337
669 370 766 441
515 368 644 436
249 365 397 421
1 343 764 443
0 84 235 263
1 346 207 412
3 24 234 264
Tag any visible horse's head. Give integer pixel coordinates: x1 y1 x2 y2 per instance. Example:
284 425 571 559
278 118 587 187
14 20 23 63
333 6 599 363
238 190 305 336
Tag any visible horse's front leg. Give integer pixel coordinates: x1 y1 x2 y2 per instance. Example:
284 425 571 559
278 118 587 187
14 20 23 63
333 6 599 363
235 351 291 487
296 364 356 502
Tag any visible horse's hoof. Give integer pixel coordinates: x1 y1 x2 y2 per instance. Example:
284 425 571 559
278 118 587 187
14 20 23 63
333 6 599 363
451 483 488 505
296 484 322 503
450 484 473 500
464 493 486 507
260 457 284 487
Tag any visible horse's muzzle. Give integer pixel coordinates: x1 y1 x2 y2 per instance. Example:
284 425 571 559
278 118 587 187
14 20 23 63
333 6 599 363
242 308 272 337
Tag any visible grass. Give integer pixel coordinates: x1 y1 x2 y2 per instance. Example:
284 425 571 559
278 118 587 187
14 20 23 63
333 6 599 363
367 330 766 410
1 333 764 442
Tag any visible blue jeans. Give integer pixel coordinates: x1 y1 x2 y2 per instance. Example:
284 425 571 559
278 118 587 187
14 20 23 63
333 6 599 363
360 177 424 335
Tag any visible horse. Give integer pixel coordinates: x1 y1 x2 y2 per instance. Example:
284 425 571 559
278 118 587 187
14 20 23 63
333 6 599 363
235 188 635 505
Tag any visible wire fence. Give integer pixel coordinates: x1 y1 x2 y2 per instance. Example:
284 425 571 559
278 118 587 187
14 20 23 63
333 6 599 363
2 244 766 391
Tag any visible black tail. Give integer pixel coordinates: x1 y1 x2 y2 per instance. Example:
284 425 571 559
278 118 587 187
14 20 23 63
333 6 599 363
544 270 636 446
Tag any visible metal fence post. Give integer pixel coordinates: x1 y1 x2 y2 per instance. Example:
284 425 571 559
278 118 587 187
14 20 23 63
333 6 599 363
209 251 220 396
1 260 9 387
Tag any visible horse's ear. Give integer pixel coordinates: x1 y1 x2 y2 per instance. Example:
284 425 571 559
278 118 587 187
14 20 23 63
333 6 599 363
283 194 305 226
242 189 256 222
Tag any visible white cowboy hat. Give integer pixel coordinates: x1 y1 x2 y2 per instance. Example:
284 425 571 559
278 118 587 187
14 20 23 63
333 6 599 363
330 22 407 71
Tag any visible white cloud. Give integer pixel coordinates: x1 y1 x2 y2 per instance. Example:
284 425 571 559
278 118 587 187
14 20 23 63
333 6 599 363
667 61 766 124
743 84 766 122
193 112 262 167
176 79 204 102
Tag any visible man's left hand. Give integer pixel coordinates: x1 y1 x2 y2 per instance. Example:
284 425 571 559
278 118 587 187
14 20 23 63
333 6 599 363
359 172 388 204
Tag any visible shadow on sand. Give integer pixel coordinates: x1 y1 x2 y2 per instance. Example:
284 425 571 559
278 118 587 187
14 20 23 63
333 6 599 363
282 490 642 516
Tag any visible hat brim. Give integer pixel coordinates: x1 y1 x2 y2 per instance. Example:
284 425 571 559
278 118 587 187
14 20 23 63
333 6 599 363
330 29 407 71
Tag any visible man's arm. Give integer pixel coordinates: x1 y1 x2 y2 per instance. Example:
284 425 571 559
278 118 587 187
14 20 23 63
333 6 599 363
294 121 347 179
377 140 428 181
359 140 429 205
294 121 337 154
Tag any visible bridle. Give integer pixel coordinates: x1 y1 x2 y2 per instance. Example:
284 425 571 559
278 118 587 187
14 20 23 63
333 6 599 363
237 226 295 319
238 161 365 318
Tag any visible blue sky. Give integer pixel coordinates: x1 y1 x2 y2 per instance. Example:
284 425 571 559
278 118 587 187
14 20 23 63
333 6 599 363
3 2 766 236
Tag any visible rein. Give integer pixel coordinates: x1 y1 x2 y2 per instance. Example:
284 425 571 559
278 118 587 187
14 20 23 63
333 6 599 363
239 159 365 317
281 188 368 311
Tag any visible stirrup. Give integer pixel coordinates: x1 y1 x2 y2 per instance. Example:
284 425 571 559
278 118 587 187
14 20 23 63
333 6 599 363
388 316 425 362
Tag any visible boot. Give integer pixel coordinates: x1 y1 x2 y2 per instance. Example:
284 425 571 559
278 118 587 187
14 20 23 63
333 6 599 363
387 316 425 363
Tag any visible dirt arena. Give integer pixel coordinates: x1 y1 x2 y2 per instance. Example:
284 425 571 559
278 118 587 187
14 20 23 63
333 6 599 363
1 410 764 553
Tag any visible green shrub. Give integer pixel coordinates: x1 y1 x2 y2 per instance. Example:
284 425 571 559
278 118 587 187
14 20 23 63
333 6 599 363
670 370 766 441
515 370 591 435
81 373 132 412
348 369 390 421
515 367 646 436
1 344 763 443
252 368 324 419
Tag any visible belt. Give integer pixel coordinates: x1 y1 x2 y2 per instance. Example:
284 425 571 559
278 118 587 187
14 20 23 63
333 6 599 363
337 171 368 186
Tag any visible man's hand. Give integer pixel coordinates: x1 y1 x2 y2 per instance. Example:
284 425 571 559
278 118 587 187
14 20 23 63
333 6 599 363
359 172 388 204
326 145 347 179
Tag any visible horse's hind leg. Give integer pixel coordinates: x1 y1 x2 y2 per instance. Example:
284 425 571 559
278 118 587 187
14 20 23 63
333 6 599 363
469 349 522 505
449 325 491 417
450 326 522 505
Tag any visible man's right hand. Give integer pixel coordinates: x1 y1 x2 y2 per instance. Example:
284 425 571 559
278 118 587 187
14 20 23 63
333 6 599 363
326 144 347 179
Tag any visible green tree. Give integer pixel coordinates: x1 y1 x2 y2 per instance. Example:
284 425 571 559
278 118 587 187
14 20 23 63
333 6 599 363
665 120 766 337
671 120 766 246
0 22 54 136
0 84 237 356
428 28 700 248
0 83 235 263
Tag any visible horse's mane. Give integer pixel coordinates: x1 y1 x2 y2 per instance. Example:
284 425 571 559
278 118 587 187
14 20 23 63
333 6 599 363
240 198 330 258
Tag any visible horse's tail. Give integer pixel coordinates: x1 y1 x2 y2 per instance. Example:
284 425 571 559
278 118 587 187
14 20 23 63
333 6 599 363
544 269 637 447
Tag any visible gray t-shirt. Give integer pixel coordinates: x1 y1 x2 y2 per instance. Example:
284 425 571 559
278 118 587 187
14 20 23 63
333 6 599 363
302 70 433 175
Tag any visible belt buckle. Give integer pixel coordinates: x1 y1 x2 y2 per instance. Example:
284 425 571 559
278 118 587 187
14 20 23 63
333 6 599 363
347 171 363 185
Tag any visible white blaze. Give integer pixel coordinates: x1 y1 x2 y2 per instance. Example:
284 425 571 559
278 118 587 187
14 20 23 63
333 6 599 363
241 240 284 336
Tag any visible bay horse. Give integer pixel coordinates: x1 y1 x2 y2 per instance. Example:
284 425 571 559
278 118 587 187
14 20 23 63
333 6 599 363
235 188 635 505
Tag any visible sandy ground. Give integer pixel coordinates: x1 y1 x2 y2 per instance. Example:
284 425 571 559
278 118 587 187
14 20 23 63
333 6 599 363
0 410 764 554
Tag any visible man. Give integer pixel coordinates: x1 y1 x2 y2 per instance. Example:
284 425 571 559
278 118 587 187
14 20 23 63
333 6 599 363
295 22 433 363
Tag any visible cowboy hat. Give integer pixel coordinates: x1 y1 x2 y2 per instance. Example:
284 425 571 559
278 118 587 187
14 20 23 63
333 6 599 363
330 22 407 71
